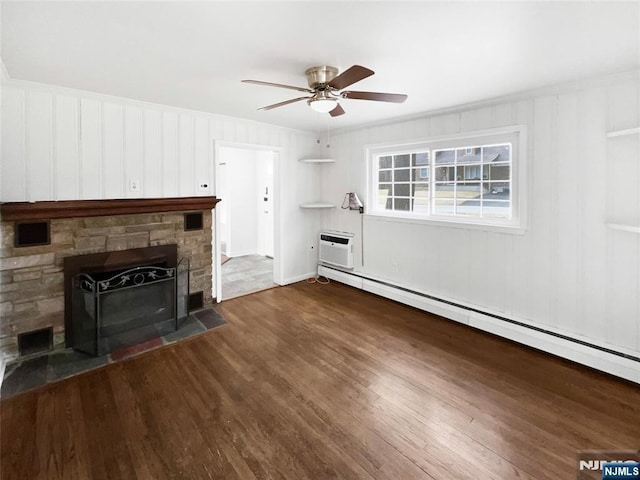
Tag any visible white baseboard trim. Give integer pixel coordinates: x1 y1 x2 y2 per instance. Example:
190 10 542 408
319 265 640 384
282 272 317 286
226 250 258 258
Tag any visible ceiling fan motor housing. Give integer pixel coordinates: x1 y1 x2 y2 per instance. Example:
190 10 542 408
305 66 338 89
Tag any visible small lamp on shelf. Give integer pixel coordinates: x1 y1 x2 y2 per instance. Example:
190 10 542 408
341 192 364 214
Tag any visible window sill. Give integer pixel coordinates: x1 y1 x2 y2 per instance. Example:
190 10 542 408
365 212 527 235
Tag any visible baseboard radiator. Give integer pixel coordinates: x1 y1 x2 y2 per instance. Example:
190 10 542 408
318 264 640 384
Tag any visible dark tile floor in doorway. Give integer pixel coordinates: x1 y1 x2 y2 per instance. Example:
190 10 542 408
1 308 227 399
221 254 277 299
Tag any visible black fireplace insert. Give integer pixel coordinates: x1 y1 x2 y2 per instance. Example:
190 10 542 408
64 245 189 356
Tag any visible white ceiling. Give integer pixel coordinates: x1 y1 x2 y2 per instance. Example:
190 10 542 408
2 1 639 132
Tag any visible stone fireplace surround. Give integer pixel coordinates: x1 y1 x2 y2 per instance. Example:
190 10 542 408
0 196 220 361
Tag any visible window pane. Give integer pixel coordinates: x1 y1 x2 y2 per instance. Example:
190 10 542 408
394 154 410 168
413 167 429 181
379 156 392 168
435 149 455 165
412 152 429 166
395 169 410 182
412 183 429 196
434 199 454 215
379 170 392 182
412 186 430 214
378 184 393 209
456 182 481 217
485 181 510 199
484 164 510 181
435 182 455 200
483 200 511 218
435 166 455 181
395 184 410 197
457 182 481 201
483 144 510 163
456 147 481 164
457 200 481 216
458 164 482 180
394 198 410 211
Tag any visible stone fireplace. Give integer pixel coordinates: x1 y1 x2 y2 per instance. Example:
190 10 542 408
0 197 220 360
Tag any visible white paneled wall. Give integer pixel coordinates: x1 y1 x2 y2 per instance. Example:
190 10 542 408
1 79 319 283
321 71 640 358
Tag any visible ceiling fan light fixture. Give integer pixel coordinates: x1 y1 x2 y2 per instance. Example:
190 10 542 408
308 97 337 113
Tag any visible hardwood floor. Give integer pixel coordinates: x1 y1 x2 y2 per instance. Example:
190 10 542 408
2 281 639 479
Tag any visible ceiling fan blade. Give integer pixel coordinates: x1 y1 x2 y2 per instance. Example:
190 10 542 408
328 65 374 90
242 79 313 93
341 91 408 103
258 96 310 111
329 103 345 117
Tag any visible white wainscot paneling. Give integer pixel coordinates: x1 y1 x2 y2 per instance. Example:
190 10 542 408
103 102 124 198
554 93 580 334
179 114 195 196
1 86 25 200
143 109 162 198
194 116 210 195
55 94 79 200
124 106 144 198
80 99 103 199
162 112 179 197
26 90 53 200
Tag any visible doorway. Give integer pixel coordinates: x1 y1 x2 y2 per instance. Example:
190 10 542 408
213 143 279 301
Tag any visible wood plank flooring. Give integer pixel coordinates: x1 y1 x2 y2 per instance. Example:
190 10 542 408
2 281 639 479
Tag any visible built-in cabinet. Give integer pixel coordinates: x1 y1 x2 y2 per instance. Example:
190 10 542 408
299 158 337 209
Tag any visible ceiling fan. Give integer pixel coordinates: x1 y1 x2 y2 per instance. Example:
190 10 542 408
242 65 407 117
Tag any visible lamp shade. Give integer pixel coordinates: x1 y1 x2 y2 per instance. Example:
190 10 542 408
342 192 364 212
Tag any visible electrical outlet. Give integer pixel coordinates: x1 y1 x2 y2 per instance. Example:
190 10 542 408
129 180 140 192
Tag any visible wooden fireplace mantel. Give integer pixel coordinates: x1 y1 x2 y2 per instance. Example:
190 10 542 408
0 196 221 221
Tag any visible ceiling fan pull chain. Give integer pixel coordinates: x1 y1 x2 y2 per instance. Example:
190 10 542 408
326 123 331 150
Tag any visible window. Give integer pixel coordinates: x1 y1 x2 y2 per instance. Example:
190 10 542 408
368 127 523 228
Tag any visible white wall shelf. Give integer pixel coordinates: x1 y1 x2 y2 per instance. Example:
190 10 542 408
606 127 640 138
299 158 336 163
299 157 336 209
300 203 336 209
606 223 640 234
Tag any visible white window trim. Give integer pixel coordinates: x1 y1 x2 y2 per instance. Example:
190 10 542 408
365 125 527 234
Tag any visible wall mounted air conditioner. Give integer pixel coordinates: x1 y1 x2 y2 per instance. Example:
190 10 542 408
319 231 354 269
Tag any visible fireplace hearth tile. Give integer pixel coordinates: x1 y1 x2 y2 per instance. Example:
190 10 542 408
195 308 227 330
1 356 50 398
106 323 167 353
49 350 108 380
163 315 206 343
110 337 164 362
